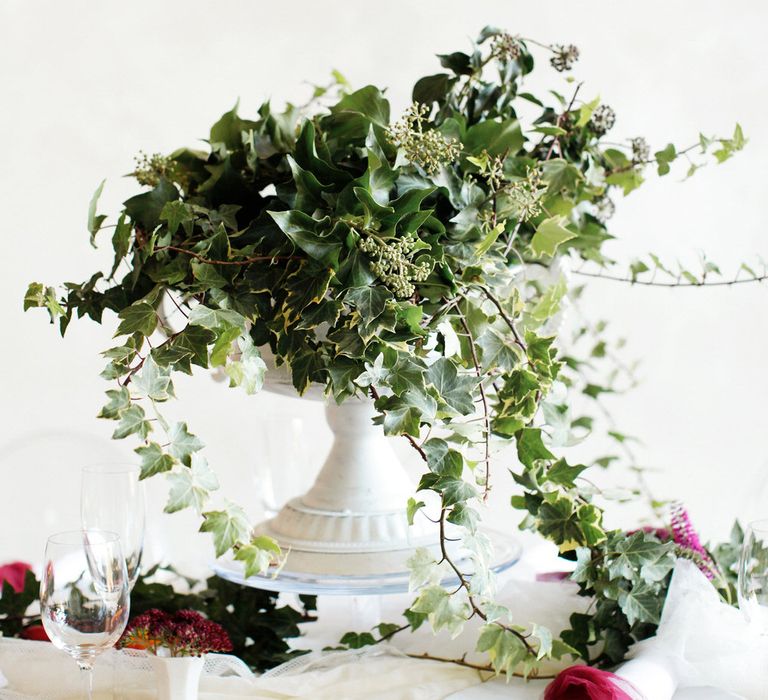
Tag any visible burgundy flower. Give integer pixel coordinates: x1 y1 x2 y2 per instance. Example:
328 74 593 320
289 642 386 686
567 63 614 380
544 666 638 699
120 608 232 656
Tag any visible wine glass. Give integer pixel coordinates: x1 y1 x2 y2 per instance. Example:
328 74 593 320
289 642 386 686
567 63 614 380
40 530 130 699
738 519 768 632
81 463 145 588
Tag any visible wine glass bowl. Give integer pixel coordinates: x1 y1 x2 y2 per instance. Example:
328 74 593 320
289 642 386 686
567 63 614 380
738 519 768 632
40 530 130 697
81 463 145 588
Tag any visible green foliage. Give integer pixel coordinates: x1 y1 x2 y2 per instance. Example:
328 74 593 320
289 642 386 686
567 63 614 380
25 25 747 678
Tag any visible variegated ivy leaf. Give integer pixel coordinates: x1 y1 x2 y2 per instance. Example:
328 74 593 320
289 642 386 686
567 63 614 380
531 623 553 660
411 585 470 639
112 404 151 440
406 547 448 592
234 535 282 578
132 356 173 402
188 304 247 332
168 422 204 463
225 334 266 395
97 387 131 419
354 353 385 388
200 502 251 558
135 442 176 479
164 454 219 514
476 624 528 675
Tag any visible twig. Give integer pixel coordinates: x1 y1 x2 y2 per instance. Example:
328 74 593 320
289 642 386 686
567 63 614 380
544 82 583 161
406 651 556 680
573 269 768 288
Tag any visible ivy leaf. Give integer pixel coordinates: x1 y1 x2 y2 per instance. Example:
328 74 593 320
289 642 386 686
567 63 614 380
547 459 588 489
426 358 477 415
168 325 215 368
188 305 246 332
97 387 131 419
132 355 173 401
531 216 576 258
168 422 204 463
607 532 675 581
225 334 267 395
654 143 677 176
345 286 392 333
87 179 107 246
112 405 151 440
411 585 469 638
165 454 219 514
339 631 377 649
135 442 176 479
406 497 426 526
116 302 158 337
516 428 554 469
200 503 251 558
423 438 464 478
618 583 663 626
269 211 341 267
160 200 194 236
123 178 179 231
407 548 444 591
234 535 282 577
476 624 528 674
476 328 520 373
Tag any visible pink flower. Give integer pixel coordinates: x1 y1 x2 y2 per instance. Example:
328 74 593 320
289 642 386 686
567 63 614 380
544 666 638 699
0 561 32 593
669 502 718 580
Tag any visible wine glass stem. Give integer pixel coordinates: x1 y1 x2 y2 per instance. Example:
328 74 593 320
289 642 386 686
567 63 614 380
78 662 94 700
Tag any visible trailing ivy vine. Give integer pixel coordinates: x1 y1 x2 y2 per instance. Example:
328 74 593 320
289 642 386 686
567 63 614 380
26 27 751 676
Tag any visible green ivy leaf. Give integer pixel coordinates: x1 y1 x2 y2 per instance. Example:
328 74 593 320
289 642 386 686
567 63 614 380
426 358 477 415
234 535 282 577
476 624 528 674
200 503 251 558
116 302 158 337
87 179 107 246
530 216 576 258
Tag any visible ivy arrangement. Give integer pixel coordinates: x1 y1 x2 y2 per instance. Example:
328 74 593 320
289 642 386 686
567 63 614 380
26 27 754 677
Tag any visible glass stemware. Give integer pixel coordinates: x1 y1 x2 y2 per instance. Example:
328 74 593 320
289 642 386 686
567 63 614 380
738 519 768 632
40 530 130 699
81 464 145 588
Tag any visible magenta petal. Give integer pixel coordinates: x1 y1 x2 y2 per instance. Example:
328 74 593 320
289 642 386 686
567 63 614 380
544 666 637 700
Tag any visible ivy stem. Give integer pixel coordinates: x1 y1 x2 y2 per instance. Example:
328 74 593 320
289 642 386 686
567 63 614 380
438 510 535 656
155 245 299 266
457 311 492 501
477 286 527 352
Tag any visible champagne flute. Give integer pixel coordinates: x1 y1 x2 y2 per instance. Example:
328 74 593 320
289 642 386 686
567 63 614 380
40 530 130 699
738 519 768 632
81 464 145 588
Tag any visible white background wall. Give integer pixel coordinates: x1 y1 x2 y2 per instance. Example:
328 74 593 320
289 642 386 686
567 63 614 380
1 0 766 569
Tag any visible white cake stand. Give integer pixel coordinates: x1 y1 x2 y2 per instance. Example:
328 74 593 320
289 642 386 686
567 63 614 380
211 352 522 595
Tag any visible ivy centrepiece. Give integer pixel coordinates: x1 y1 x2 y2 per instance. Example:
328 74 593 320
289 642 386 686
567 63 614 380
26 28 750 677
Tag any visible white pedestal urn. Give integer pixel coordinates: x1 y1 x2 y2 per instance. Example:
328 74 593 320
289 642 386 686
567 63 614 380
253 362 438 578
149 655 204 700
